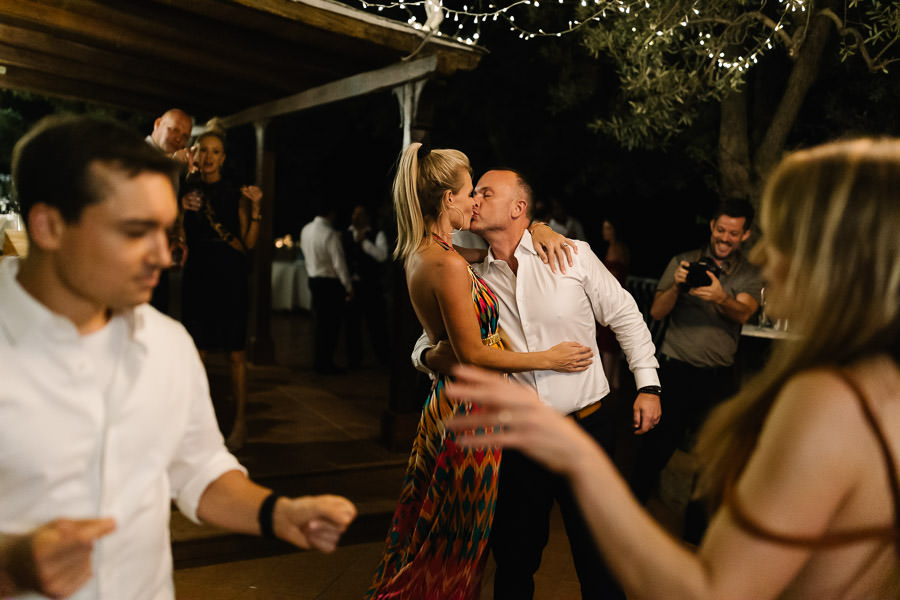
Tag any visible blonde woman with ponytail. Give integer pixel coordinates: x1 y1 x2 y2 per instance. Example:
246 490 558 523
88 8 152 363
366 143 591 599
448 138 900 599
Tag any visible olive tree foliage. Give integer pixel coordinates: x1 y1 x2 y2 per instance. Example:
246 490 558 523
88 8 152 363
576 0 900 200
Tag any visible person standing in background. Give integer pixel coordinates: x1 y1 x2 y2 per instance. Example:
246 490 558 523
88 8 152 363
180 127 263 451
343 204 389 369
300 202 353 374
145 108 195 315
595 217 631 391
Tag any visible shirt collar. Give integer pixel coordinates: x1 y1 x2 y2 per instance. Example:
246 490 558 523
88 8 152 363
0 257 148 347
702 245 739 275
484 229 536 270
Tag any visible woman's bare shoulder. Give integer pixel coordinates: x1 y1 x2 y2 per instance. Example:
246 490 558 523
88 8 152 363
414 244 471 278
759 369 867 454
765 363 898 468
783 357 900 411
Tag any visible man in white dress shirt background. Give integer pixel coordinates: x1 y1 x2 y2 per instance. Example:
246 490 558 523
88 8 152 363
415 168 661 599
0 115 356 599
300 203 354 374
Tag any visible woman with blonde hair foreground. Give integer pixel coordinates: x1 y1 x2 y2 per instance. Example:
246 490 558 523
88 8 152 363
449 138 900 599
365 143 590 599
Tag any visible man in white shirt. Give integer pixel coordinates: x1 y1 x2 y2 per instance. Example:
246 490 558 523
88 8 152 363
415 169 661 599
300 205 353 374
0 115 356 600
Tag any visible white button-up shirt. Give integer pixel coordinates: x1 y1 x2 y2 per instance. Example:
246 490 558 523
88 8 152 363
476 231 659 415
0 258 244 600
300 216 353 292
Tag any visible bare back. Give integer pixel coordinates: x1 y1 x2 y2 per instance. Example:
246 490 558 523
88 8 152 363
405 240 473 346
702 355 900 599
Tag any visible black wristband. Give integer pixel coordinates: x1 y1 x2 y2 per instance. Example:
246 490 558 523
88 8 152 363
258 492 282 539
637 385 662 396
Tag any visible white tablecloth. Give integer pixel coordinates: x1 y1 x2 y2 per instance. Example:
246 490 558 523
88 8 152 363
271 259 312 311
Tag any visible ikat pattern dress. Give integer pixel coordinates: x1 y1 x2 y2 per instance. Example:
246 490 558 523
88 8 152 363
365 235 503 599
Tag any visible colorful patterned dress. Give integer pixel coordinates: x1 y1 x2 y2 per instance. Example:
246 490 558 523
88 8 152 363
365 236 503 600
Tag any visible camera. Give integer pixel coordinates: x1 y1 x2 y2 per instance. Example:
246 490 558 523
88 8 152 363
684 257 721 288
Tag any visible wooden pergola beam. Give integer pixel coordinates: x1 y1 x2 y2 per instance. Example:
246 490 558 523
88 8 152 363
0 65 165 114
4 0 303 91
0 41 271 112
231 0 483 71
219 54 439 128
0 23 260 104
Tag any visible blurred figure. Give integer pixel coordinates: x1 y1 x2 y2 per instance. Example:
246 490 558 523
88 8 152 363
0 115 355 600
146 108 193 162
595 217 631 391
547 196 586 241
180 128 263 451
343 204 389 368
300 202 353 374
145 108 195 315
448 137 900 600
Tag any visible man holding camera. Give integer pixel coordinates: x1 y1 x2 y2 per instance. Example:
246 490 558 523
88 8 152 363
631 199 762 526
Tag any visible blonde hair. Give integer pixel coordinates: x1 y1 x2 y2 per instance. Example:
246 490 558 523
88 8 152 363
697 138 900 507
393 142 472 260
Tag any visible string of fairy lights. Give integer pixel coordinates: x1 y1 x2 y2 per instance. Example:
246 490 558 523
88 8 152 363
358 0 809 76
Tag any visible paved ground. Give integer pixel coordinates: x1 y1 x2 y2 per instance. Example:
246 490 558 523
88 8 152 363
171 311 691 599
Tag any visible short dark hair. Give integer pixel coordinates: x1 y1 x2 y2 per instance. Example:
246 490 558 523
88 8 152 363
712 197 755 231
12 114 178 223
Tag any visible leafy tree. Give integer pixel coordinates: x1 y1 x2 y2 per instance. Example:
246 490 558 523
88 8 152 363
574 0 900 200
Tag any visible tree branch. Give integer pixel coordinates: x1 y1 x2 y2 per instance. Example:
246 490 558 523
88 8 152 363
752 2 838 179
818 7 895 73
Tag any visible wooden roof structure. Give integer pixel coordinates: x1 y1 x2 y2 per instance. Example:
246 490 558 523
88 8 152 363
0 0 485 118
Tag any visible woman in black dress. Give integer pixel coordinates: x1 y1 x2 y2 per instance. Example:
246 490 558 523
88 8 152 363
181 128 262 451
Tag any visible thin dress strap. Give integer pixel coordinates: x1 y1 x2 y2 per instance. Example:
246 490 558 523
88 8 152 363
726 368 900 555
431 233 453 251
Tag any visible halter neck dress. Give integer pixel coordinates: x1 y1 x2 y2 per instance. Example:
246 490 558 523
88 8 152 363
365 235 503 599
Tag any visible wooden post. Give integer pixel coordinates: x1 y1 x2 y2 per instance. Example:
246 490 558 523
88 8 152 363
392 79 426 151
249 120 276 365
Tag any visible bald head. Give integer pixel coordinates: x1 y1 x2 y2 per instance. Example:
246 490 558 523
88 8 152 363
470 169 533 238
150 109 192 154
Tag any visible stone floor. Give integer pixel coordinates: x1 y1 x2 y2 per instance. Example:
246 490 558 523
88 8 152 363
171 311 693 599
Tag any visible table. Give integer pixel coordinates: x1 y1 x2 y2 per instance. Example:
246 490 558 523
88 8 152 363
271 259 312 311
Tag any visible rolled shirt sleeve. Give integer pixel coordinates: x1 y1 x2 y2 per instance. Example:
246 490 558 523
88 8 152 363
168 347 245 524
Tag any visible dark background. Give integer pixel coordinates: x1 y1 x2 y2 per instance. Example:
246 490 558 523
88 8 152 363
3 17 899 279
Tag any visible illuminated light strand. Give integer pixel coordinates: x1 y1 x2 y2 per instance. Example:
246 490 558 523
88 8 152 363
357 0 804 67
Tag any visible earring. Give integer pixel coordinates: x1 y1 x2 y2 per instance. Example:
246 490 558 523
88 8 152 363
449 205 466 229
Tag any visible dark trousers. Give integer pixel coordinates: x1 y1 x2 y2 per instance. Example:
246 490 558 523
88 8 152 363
308 277 346 372
344 280 388 368
630 355 738 540
492 400 624 600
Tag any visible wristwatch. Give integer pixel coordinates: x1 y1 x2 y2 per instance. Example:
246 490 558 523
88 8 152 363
637 385 662 396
